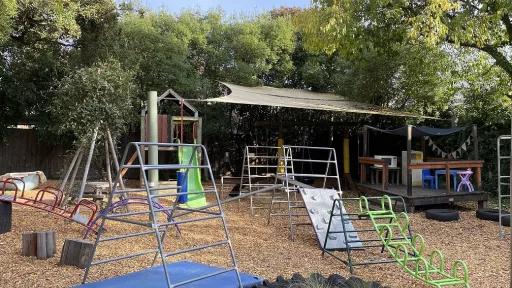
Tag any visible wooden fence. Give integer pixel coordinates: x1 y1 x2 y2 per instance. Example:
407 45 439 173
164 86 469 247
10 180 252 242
0 129 70 179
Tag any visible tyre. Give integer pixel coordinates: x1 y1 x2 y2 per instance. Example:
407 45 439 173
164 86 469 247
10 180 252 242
502 215 511 227
425 209 460 222
476 208 509 222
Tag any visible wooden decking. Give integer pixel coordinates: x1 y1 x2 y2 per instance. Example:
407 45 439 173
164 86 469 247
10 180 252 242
356 183 488 212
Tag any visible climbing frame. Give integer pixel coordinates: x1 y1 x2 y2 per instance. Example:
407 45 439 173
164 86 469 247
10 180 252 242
360 195 469 288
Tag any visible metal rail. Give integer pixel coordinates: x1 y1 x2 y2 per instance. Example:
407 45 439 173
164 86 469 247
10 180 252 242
82 142 243 288
497 135 511 238
268 145 342 240
239 146 282 215
322 196 412 273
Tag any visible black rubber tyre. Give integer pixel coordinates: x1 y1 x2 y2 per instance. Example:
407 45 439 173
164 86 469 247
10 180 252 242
0 201 12 234
425 209 460 222
502 215 511 227
476 208 509 222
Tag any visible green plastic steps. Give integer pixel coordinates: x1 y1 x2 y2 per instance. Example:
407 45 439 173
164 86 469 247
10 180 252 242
359 195 470 288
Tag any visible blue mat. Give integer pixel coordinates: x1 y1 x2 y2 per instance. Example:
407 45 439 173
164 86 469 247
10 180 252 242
76 261 263 288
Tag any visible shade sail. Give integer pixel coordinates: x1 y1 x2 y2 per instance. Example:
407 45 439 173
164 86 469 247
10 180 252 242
204 82 435 118
367 125 466 137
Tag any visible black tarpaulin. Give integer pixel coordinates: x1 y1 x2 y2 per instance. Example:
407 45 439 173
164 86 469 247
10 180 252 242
366 125 466 137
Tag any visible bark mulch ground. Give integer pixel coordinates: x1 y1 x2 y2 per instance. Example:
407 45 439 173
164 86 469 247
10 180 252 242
0 183 508 287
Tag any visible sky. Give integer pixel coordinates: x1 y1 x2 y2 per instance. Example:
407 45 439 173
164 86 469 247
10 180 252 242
141 0 311 15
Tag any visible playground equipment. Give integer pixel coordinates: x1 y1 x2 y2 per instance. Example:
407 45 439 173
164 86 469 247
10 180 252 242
82 142 257 288
268 146 353 242
239 146 281 215
497 135 511 238
300 188 361 250
323 196 412 272
0 178 98 232
177 145 207 208
359 195 469 287
0 171 46 191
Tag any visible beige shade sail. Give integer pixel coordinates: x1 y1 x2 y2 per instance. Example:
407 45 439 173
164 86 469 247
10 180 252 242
204 82 435 118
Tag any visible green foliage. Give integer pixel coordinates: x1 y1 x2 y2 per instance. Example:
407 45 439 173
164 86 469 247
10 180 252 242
307 0 512 78
0 0 16 43
51 59 135 143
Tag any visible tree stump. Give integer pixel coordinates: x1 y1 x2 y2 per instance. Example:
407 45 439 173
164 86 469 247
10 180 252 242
21 231 56 260
0 201 12 234
60 239 94 269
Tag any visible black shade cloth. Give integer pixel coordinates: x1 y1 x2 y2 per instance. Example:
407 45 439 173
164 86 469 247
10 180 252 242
366 125 467 137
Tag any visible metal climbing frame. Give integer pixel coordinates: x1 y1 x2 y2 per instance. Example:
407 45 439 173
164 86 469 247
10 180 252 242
359 195 469 287
497 135 511 238
322 196 412 274
82 142 242 288
239 146 281 215
268 145 341 240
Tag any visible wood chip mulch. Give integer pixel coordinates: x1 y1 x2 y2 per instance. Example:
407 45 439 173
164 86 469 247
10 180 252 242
0 184 509 288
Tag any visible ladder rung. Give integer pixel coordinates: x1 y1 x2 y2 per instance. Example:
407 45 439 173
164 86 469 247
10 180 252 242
98 229 164 242
285 159 336 163
104 216 151 227
164 240 228 257
105 206 175 218
284 173 338 178
149 190 213 198
158 215 222 227
113 185 181 194
91 249 158 266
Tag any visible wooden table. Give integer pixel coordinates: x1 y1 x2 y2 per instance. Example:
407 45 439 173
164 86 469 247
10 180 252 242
408 161 483 193
370 166 400 185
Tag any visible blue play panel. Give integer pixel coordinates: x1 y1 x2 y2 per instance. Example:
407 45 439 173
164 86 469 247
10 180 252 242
76 261 262 288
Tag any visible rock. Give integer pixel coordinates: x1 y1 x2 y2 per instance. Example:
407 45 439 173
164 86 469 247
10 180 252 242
327 274 347 286
291 273 305 283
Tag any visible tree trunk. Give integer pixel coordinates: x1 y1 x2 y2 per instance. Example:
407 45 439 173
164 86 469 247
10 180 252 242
60 239 94 269
21 231 56 260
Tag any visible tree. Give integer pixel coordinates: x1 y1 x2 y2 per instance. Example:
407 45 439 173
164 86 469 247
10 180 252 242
306 0 512 80
0 0 16 43
51 59 135 143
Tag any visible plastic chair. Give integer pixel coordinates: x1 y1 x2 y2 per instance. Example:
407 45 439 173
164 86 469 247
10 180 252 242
457 169 474 192
422 169 435 189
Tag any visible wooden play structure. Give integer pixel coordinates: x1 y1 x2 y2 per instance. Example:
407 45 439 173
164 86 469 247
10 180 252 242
357 125 488 211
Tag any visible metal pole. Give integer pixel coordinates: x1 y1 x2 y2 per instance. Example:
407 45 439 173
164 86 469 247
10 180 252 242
105 140 113 190
78 125 99 201
509 114 511 288
59 146 83 191
148 91 159 191
107 129 125 190
406 125 412 197
473 125 479 160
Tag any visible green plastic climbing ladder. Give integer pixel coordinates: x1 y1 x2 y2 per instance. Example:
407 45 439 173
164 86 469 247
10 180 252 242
359 195 469 288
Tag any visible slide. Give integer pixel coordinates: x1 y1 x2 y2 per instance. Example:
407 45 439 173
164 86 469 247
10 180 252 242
179 146 207 208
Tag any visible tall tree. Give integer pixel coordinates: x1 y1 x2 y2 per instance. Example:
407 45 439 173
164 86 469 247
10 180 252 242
306 0 512 79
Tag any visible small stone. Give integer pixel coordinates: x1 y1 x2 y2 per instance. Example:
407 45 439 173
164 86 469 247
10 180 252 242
327 274 346 286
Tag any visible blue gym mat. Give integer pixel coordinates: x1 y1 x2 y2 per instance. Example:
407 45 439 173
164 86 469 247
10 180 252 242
75 261 263 288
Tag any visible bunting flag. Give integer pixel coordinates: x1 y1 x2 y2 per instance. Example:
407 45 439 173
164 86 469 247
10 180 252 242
426 135 472 159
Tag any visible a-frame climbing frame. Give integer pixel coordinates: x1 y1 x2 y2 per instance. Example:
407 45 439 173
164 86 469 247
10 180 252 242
82 142 243 288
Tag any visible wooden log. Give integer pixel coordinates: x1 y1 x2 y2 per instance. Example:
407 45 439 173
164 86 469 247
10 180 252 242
0 201 12 234
21 231 56 259
60 239 94 269
22 233 37 257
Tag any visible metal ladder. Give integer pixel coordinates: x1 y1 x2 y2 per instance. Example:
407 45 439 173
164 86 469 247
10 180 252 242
497 135 511 238
82 142 242 288
268 146 341 240
239 146 280 215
